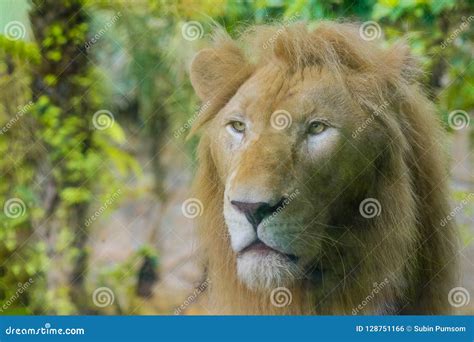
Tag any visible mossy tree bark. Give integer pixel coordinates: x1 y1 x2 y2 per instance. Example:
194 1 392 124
29 0 94 313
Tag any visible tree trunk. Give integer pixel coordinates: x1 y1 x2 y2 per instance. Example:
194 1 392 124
30 0 94 313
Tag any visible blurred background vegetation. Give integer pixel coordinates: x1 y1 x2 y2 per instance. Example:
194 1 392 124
0 0 472 315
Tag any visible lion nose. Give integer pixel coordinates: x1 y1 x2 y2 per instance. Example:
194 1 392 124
231 198 286 229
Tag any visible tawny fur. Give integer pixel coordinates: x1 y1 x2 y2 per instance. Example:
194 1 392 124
189 21 458 315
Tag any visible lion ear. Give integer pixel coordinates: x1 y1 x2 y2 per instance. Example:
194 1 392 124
383 42 421 85
190 44 253 101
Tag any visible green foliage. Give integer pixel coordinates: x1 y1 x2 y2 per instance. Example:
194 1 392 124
0 35 41 314
0 0 139 314
0 36 40 63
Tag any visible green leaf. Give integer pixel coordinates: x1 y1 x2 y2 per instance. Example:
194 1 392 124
60 187 92 204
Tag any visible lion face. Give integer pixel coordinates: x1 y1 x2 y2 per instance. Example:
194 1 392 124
205 63 378 290
190 23 457 314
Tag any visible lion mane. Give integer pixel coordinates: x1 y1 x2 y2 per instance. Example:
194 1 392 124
189 22 458 315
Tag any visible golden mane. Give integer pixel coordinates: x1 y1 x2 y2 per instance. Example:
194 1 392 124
190 21 458 315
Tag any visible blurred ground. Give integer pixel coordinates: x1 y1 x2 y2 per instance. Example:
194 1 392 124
89 136 207 314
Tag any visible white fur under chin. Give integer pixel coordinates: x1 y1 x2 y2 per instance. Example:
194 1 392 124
236 251 300 291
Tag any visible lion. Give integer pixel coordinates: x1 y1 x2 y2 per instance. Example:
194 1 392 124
188 22 458 315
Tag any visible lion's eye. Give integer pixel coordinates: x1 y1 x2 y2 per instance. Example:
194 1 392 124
228 121 246 134
308 121 327 135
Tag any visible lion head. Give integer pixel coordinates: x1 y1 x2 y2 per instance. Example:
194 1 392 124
189 22 458 314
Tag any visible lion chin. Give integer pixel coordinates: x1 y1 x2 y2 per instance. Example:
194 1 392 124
236 249 301 291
